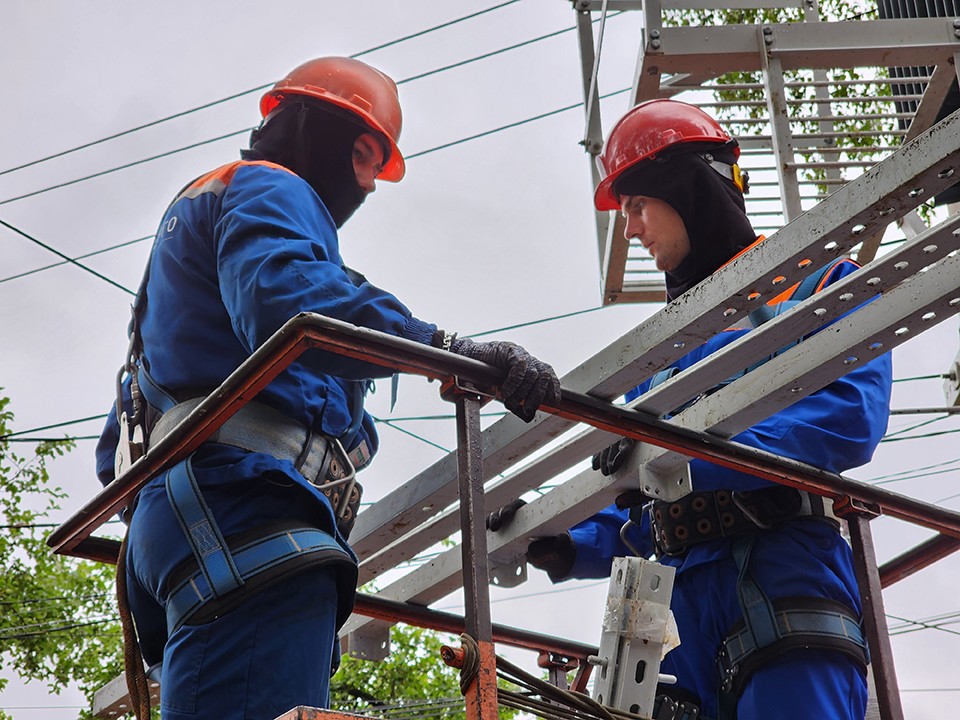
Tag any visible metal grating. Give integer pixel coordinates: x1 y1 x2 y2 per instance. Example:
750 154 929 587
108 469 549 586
573 0 960 303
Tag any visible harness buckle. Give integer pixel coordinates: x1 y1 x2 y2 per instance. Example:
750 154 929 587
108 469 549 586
315 438 362 537
115 411 145 478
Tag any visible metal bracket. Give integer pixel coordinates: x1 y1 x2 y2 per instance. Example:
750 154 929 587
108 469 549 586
833 496 883 520
591 557 676 717
439 376 495 406
614 447 693 502
489 555 528 588
346 619 392 661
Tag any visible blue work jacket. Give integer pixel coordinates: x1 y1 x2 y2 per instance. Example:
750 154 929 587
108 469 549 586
96 159 437 527
567 258 893 578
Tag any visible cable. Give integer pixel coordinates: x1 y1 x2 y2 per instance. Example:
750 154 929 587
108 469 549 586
893 373 950 383
0 1 522 178
881 427 960 443
0 84 629 296
468 306 607 339
883 414 951 440
0 218 135 295
406 88 630 162
0 234 152 287
374 416 452 453
0 27 628 209
0 127 252 207
0 591 110 607
0 413 108 440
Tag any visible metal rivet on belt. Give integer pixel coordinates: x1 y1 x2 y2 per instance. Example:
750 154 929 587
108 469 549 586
669 503 683 518
675 525 689 540
697 519 712 534
692 496 707 512
721 512 736 528
716 491 731 506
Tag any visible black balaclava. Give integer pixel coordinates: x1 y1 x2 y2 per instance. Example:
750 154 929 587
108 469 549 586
243 97 381 227
614 144 756 300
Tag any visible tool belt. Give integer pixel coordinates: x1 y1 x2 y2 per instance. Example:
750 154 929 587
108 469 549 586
148 396 366 537
650 486 837 557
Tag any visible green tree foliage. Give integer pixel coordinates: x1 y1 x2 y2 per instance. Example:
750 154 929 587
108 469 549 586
332 626 468 719
0 394 122 719
332 625 521 720
661 0 927 211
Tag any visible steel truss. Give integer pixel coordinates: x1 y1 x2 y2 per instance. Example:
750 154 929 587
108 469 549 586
573 0 960 303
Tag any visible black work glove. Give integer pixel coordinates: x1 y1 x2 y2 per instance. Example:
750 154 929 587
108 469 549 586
591 437 636 476
527 532 576 583
440 334 561 422
486 498 527 532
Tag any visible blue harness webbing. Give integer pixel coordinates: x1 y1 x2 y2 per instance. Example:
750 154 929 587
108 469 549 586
716 535 869 719
134 364 353 633
165 526 348 633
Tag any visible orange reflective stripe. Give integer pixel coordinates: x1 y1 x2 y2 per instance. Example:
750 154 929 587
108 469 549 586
178 160 294 201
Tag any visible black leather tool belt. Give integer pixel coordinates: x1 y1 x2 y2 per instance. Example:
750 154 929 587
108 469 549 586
650 486 836 556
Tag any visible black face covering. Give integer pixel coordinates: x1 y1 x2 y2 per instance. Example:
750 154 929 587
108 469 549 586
243 98 379 228
614 146 757 300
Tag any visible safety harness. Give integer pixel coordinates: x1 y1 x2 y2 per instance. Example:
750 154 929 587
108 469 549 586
134 362 360 635
629 261 869 719
112 215 370 649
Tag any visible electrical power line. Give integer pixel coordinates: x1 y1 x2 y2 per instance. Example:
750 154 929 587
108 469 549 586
0 80 629 298
0 234 152 287
0 127 252 207
0 218 135 295
0 9 600 209
0 1 522 179
0 413 108 441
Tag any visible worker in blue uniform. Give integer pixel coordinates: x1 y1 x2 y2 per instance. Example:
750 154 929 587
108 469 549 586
95 56 560 720
515 100 891 720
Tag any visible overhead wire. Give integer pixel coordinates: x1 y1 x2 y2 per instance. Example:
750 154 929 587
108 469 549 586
0 234 152 287
0 12 620 209
0 0 523 179
0 218 135 295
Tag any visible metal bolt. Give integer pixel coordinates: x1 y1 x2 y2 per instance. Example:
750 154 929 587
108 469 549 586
587 655 609 668
955 28 960 38
651 39 662 49
953 17 960 28
762 25 773 34
650 29 661 39
765 35 774 46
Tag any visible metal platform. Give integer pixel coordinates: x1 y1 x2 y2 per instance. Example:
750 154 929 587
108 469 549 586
52 10 960 718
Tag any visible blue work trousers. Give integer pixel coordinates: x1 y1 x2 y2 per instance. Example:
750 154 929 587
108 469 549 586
125 463 342 719
660 521 868 720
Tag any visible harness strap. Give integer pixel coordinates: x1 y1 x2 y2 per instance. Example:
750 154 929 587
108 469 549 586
731 536 781 657
165 457 244 600
716 538 869 717
165 525 353 634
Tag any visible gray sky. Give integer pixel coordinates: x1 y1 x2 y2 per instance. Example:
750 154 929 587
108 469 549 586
1 1 958 718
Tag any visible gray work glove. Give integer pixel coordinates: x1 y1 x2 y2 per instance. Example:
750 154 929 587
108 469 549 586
527 533 576 583
591 437 635 476
439 334 561 422
486 498 527 532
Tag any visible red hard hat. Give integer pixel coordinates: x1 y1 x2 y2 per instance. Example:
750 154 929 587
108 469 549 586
261 57 406 182
594 99 737 211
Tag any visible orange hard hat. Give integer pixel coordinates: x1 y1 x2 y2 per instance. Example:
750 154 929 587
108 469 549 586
261 57 405 182
594 99 737 211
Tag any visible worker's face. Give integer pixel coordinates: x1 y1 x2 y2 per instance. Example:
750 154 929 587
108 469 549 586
353 133 385 195
620 195 691 272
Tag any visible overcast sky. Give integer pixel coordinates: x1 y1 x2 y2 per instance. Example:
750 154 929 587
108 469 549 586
1 1 959 718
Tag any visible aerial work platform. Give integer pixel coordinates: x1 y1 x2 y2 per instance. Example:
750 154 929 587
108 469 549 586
49 5 960 719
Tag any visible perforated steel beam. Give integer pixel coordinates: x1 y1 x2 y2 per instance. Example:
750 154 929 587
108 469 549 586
348 110 960 569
